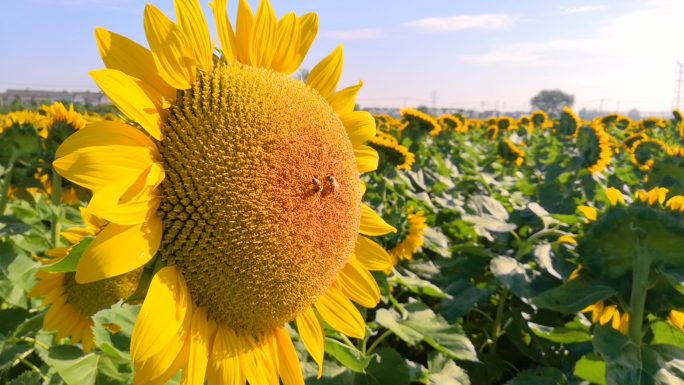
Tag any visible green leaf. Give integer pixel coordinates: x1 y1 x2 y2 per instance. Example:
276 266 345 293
389 269 450 299
441 281 494 322
0 215 32 236
351 348 411 385
651 321 684 350
46 345 133 385
0 308 32 336
324 338 375 373
593 325 684 384
490 256 537 299
574 353 607 385
7 371 42 385
41 236 94 273
506 367 567 384
427 352 470 385
661 267 684 296
527 322 593 344
532 275 616 313
374 308 477 362
92 303 139 360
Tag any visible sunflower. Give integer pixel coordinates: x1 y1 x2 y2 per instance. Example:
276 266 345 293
388 210 427 273
440 114 465 134
27 208 142 353
52 0 396 383
576 123 613 174
485 125 499 141
400 107 442 137
580 301 629 335
530 110 551 130
368 132 416 171
630 138 668 171
497 138 525 166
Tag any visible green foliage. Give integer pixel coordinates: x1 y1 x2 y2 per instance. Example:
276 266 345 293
3 103 684 384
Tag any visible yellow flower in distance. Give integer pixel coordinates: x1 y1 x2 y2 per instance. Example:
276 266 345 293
605 187 625 206
52 0 397 383
28 208 141 353
388 211 428 273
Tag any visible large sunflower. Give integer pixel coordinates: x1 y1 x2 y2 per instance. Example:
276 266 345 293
52 0 396 383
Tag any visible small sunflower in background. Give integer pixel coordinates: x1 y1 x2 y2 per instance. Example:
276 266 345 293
28 208 142 353
52 0 396 383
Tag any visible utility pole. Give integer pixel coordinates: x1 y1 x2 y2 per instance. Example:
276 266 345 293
431 90 437 115
674 61 684 110
599 99 604 114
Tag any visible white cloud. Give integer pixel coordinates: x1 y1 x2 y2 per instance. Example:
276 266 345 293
404 14 514 32
461 44 555 66
563 5 606 14
324 28 385 40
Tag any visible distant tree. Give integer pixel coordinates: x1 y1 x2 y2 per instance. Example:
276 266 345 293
416 105 429 114
627 108 641 121
294 68 310 83
10 96 23 112
530 89 574 118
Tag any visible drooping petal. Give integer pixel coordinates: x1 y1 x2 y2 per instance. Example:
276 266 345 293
600 305 616 326
577 206 597 222
175 0 213 71
75 214 162 284
144 4 196 89
131 266 190 363
316 287 365 339
286 13 318 74
328 80 363 115
87 163 163 226
235 0 255 65
354 236 393 271
270 12 300 75
206 325 245 385
235 333 271 385
359 204 396 236
296 308 325 379
142 335 191 385
341 111 375 147
94 27 175 99
181 307 210 385
209 0 237 62
307 44 343 99
250 0 277 69
354 145 379 174
337 258 381 308
274 326 304 385
90 69 165 140
43 295 68 331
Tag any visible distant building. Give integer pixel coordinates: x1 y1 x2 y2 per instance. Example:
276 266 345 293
0 89 110 106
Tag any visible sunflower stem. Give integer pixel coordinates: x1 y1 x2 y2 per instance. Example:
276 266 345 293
50 171 63 248
0 162 15 215
366 329 393 355
490 287 509 354
628 239 650 345
339 334 356 349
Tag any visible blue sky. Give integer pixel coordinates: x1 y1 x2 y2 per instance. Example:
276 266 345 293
2 0 683 113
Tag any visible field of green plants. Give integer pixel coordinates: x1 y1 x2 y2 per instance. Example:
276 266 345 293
2 102 684 384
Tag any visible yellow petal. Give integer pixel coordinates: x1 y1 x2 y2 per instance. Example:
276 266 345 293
90 69 165 140
605 187 624 206
141 333 191 385
360 204 396 236
592 301 604 324
270 12 300 74
577 206 597 221
95 27 176 100
354 144 379 174
175 0 213 71
80 206 108 230
600 305 616 326
328 80 363 115
87 163 163 226
181 307 210 385
286 12 318 74
135 327 188 384
60 227 91 245
235 0 255 65
206 324 245 385
618 313 629 335
307 44 343 99
337 258 381 308
55 120 157 160
354 236 392 271
256 331 280 385
235 334 271 385
144 4 196 89
636 189 648 203
316 286 365 339
296 308 325 379
557 236 577 245
250 0 277 69
75 213 162 284
209 0 237 62
43 295 68 331
131 266 190 363
81 320 96 353
670 310 684 330
658 187 669 205
274 326 305 385
341 111 375 147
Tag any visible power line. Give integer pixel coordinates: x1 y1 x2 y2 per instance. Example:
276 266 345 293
673 61 684 110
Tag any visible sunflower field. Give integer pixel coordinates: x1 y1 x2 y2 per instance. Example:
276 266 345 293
4 98 684 385
4 1 684 384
